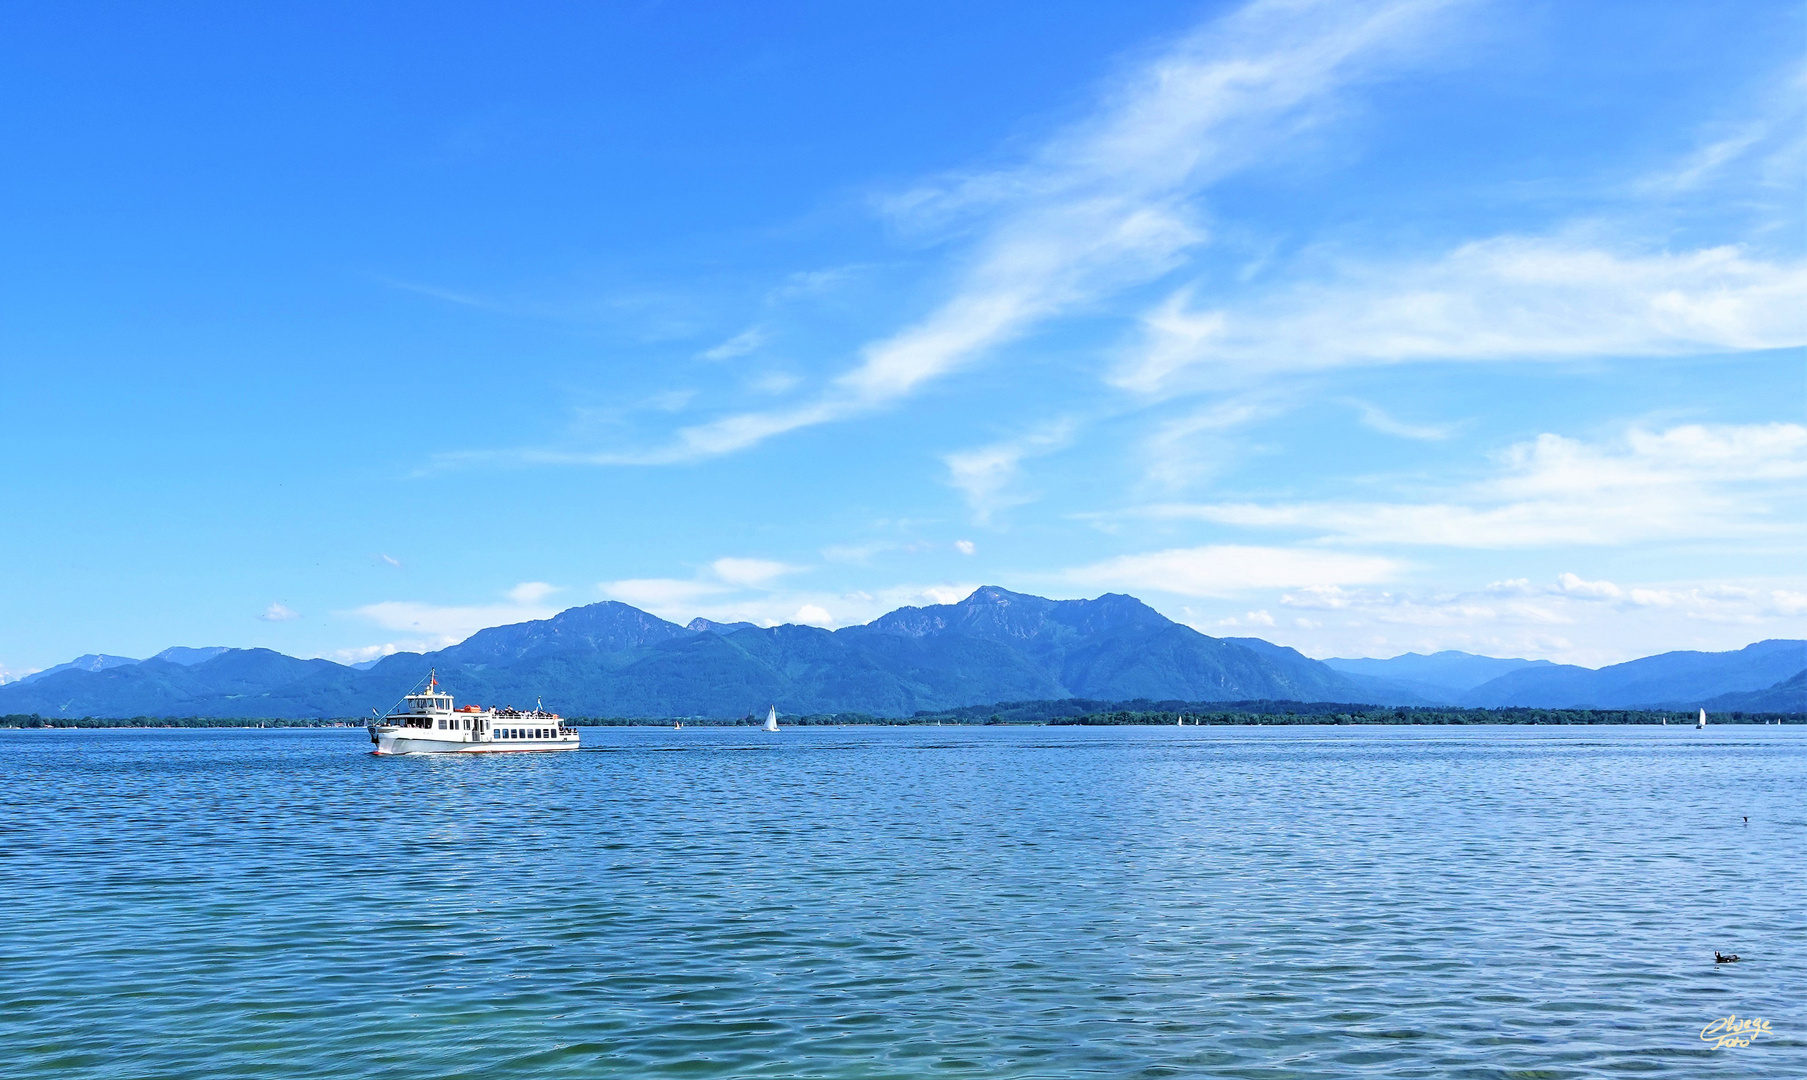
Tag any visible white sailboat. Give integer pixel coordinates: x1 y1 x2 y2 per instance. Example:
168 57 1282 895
1697 708 1707 730
764 706 780 733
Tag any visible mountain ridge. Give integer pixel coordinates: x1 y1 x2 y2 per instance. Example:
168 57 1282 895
1 589 1798 719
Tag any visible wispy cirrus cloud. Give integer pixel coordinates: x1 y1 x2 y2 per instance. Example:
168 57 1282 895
1349 400 1454 440
1269 573 1807 665
1137 395 1287 491
944 421 1076 524
259 602 300 622
700 327 766 361
1140 422 1807 548
709 557 803 588
599 556 806 613
350 582 564 643
626 0 1465 462
1113 240 1807 395
601 578 984 630
1065 543 1399 598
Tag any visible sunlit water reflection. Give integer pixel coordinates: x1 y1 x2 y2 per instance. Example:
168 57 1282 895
4 724 1802 1078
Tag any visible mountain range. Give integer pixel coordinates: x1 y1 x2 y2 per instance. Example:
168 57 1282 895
1 587 1801 719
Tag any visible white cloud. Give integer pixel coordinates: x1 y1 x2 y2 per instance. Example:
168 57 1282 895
378 554 402 568
350 582 564 642
944 422 1074 523
601 557 804 609
1217 608 1277 628
1642 127 1767 195
747 370 801 395
259 602 300 622
710 558 802 588
1066 543 1398 598
1143 422 1807 548
954 539 977 555
652 0 1461 459
1259 574 1807 666
821 541 896 564
1634 64 1803 200
700 327 766 361
507 582 560 604
1139 395 1284 490
1115 239 1807 393
328 643 404 665
1350 400 1453 440
792 604 834 626
767 264 870 302
601 578 730 608
613 580 986 630
1556 573 1622 600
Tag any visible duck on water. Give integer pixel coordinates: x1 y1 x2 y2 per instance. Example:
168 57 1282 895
367 670 578 755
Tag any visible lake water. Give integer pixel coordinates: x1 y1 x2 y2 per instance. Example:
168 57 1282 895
4 724 1803 1078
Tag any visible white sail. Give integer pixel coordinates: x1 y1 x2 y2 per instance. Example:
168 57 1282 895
1697 708 1707 729
764 706 779 732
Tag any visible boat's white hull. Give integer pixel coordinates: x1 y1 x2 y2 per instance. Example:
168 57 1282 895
371 728 579 755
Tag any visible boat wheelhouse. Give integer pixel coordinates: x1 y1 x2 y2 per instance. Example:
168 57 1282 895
367 672 578 754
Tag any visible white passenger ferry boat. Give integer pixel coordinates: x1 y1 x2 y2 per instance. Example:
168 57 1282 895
367 672 578 755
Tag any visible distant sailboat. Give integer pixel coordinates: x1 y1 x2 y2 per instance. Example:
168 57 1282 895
1697 708 1707 730
764 706 780 733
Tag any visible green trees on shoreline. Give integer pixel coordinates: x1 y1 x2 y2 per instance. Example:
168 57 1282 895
4 702 1797 728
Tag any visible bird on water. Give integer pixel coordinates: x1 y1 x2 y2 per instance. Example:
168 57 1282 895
1715 952 1741 964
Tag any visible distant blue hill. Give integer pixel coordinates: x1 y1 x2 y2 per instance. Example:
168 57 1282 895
16 645 238 686
1322 651 1551 697
2 591 1798 719
1458 639 1805 708
18 653 141 684
0 587 1398 719
1225 638 1440 705
1704 669 1807 713
688 618 759 634
151 646 232 666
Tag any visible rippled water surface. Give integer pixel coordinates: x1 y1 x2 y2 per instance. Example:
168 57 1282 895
4 725 1803 1078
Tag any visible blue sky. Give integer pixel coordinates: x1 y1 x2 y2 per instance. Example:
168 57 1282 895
2 0 1802 677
